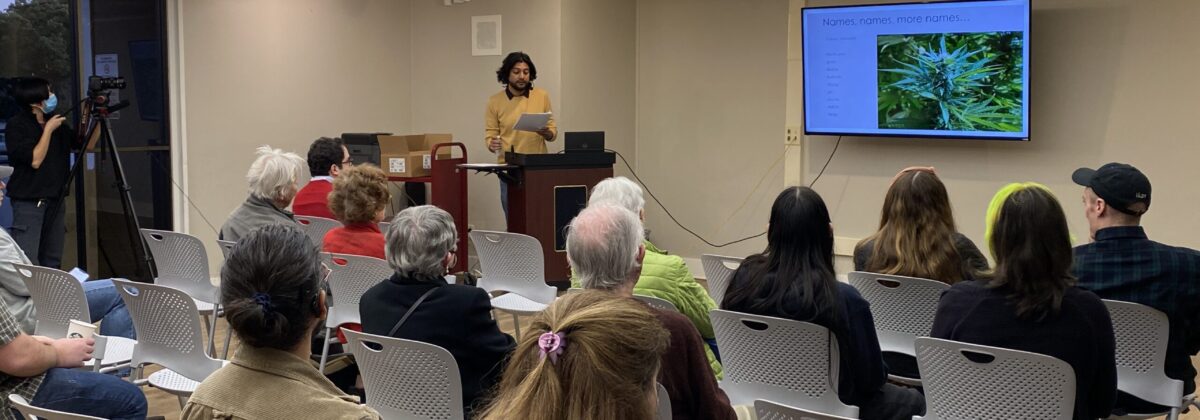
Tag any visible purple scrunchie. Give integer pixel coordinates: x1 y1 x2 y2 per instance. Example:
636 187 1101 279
538 331 567 364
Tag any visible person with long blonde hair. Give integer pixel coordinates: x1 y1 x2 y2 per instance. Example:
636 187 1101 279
855 167 988 283
478 290 669 420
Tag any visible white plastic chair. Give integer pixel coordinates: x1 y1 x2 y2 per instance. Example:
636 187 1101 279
1103 299 1189 420
317 253 393 373
378 221 392 234
469 230 556 338
915 337 1076 420
754 399 856 420
13 263 135 373
139 229 229 358
701 254 742 306
657 382 672 420
7 394 104 420
635 294 680 313
708 309 858 418
112 279 225 408
295 215 343 247
846 271 949 385
343 329 465 420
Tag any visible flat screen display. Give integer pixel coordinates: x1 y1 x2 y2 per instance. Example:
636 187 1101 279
802 0 1031 140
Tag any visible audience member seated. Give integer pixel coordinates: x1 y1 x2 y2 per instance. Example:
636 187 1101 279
183 224 381 420
0 297 146 419
854 167 989 281
294 137 350 220
722 186 925 420
0 168 134 339
220 146 305 242
570 176 723 374
478 290 669 420
1069 162 1200 414
322 164 389 259
931 183 1116 420
360 205 514 418
570 204 737 420
852 167 987 378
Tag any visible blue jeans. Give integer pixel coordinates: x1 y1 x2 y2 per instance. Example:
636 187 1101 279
27 367 147 420
10 198 66 269
83 280 135 339
499 178 509 222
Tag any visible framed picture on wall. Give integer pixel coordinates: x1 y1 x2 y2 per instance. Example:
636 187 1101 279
472 15 502 56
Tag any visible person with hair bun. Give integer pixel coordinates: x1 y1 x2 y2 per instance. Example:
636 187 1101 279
182 224 380 420
323 164 389 259
478 290 669 420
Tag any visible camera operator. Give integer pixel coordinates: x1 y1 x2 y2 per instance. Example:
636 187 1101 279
4 77 100 269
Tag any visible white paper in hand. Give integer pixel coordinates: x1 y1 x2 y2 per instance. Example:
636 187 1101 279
68 267 89 284
513 112 551 132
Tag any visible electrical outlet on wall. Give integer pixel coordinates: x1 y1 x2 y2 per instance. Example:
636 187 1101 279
785 126 802 144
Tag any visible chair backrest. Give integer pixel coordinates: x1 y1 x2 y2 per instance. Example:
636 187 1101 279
709 309 858 418
216 240 236 262
378 221 391 234
321 253 393 309
755 399 856 420
915 337 1076 420
8 394 104 420
656 382 672 420
846 271 949 355
139 229 218 303
635 294 680 313
111 279 224 382
295 215 342 247
343 329 465 420
700 254 742 305
468 230 555 304
1103 299 1184 408
13 264 89 338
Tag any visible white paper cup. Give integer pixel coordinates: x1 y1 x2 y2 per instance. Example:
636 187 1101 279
67 319 97 340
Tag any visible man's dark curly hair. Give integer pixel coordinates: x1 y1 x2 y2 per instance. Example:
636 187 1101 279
495 51 537 85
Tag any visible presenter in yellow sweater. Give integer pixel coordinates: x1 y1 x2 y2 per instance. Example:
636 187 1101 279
484 51 557 216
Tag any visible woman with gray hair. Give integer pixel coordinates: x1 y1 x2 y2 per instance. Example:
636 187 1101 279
359 205 514 418
574 176 723 377
220 145 306 242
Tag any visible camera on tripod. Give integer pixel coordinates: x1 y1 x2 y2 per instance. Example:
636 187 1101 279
86 76 126 105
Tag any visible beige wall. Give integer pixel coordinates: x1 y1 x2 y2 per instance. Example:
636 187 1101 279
636 0 790 260
793 0 1200 267
180 0 413 270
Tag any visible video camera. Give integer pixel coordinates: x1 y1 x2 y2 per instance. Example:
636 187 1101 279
86 76 126 104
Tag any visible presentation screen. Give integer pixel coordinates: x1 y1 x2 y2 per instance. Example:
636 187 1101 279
802 0 1031 140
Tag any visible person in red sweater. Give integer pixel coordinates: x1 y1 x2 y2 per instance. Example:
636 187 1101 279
293 137 350 220
322 164 389 259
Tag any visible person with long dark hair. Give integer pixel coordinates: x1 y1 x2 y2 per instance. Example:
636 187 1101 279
931 183 1116 420
483 51 556 217
4 77 99 269
855 167 988 283
722 186 924 420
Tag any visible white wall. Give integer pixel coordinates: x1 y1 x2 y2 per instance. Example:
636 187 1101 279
636 0 790 259
180 0 413 270
794 0 1200 263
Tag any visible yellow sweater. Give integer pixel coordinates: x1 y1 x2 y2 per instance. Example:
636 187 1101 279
484 87 557 163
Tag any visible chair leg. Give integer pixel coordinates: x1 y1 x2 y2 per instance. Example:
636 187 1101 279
221 324 233 359
511 313 521 338
1168 407 1181 420
318 327 333 374
202 313 216 357
177 395 188 408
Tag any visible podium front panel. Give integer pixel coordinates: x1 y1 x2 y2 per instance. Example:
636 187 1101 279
508 166 613 286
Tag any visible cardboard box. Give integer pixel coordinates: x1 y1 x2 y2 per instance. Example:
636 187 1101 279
378 134 452 177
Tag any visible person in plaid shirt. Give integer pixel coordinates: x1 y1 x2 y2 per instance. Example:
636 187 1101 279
1072 162 1200 415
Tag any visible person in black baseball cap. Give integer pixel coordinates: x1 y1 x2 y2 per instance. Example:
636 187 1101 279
1072 162 1151 240
1071 162 1200 414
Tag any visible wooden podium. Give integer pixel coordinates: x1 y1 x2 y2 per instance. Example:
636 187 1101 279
505 151 615 286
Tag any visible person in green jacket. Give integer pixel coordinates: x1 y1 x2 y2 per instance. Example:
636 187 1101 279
571 176 723 378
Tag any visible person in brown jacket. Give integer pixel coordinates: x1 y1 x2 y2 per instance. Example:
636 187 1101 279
566 204 738 420
182 224 380 420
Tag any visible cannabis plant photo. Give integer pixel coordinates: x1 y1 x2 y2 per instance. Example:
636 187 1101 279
877 32 1024 132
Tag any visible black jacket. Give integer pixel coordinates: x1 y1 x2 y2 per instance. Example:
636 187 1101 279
359 272 515 418
4 111 75 199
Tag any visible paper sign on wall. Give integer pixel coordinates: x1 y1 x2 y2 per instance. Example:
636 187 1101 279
95 54 119 77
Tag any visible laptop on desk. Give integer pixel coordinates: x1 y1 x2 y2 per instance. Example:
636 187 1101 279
565 131 605 153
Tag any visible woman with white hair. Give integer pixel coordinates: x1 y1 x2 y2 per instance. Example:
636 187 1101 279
574 176 724 378
359 205 514 418
220 145 306 242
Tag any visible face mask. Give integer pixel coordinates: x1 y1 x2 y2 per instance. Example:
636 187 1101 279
41 93 58 113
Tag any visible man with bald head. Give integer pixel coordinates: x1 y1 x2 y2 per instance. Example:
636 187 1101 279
567 205 736 420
